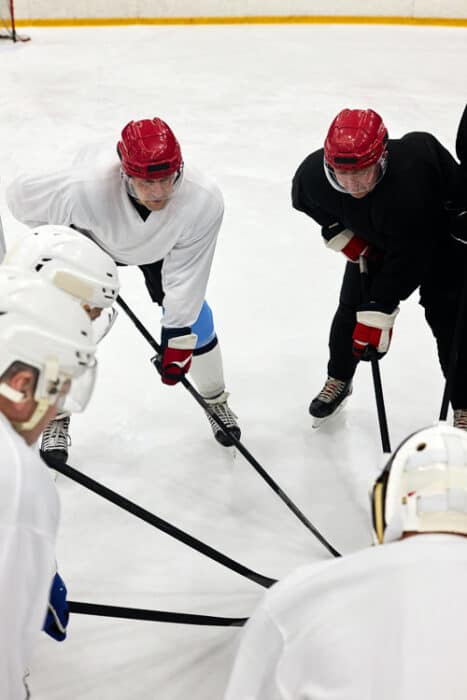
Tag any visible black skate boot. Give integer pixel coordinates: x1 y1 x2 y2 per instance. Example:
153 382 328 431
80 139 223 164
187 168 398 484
309 376 353 427
204 392 241 446
41 415 71 463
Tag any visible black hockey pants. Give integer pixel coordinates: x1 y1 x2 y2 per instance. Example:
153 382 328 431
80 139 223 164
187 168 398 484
327 260 467 409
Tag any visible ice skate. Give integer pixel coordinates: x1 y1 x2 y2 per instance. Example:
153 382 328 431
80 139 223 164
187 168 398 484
204 392 241 446
309 377 353 428
41 415 71 463
454 409 467 430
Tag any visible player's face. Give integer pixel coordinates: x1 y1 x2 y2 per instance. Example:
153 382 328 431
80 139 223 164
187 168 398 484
130 174 176 211
333 163 380 198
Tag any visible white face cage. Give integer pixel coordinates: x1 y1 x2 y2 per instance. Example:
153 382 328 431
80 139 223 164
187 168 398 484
323 152 388 195
121 166 184 203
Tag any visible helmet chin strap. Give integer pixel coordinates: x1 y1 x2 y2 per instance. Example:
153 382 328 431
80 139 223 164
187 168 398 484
0 381 51 431
2 392 64 433
12 398 52 432
0 382 25 403
4 357 60 432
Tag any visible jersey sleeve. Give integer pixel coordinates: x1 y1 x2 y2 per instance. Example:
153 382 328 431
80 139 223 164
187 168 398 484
6 171 73 228
291 150 339 228
161 209 223 329
224 605 285 700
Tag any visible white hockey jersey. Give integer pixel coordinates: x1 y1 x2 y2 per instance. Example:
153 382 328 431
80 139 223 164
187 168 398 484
6 150 224 329
0 413 59 700
224 535 467 700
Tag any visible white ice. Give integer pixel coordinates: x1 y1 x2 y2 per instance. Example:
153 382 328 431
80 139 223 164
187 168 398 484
1 22 466 699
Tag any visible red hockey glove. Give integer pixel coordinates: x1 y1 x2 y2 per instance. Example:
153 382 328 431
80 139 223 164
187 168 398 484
156 329 197 385
352 303 399 361
322 223 369 263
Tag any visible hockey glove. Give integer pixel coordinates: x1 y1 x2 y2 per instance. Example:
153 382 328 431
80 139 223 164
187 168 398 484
43 572 69 642
155 327 198 385
322 222 369 263
352 303 399 361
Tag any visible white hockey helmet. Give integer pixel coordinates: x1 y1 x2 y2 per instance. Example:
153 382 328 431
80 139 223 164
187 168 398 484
5 225 120 308
371 423 467 544
0 267 97 430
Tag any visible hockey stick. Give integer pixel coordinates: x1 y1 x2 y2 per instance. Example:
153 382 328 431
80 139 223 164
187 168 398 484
439 104 467 420
116 295 341 558
41 451 276 589
68 601 247 627
359 257 392 453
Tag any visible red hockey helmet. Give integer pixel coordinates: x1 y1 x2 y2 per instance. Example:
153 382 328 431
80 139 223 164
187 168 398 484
324 108 388 172
117 118 183 180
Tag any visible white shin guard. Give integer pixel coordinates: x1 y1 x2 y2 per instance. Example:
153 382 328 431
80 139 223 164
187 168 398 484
189 342 226 400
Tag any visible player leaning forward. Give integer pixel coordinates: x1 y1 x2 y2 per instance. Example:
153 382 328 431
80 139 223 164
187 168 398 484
292 108 466 427
224 423 467 700
6 116 241 449
0 267 97 698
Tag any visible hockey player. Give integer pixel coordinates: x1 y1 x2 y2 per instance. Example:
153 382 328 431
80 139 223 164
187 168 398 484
0 267 97 699
292 108 466 427
6 117 241 450
4 224 120 462
224 423 467 700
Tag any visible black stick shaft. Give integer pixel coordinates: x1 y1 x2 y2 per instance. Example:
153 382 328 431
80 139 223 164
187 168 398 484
359 258 391 453
116 296 341 558
68 601 247 627
42 453 276 589
370 358 391 453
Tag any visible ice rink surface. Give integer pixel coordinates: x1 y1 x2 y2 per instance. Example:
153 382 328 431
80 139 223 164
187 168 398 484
1 21 466 699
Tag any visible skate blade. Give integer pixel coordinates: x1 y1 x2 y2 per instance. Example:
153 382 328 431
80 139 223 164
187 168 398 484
311 395 350 429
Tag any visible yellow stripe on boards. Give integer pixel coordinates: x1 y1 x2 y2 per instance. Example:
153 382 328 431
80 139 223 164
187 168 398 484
13 15 467 28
